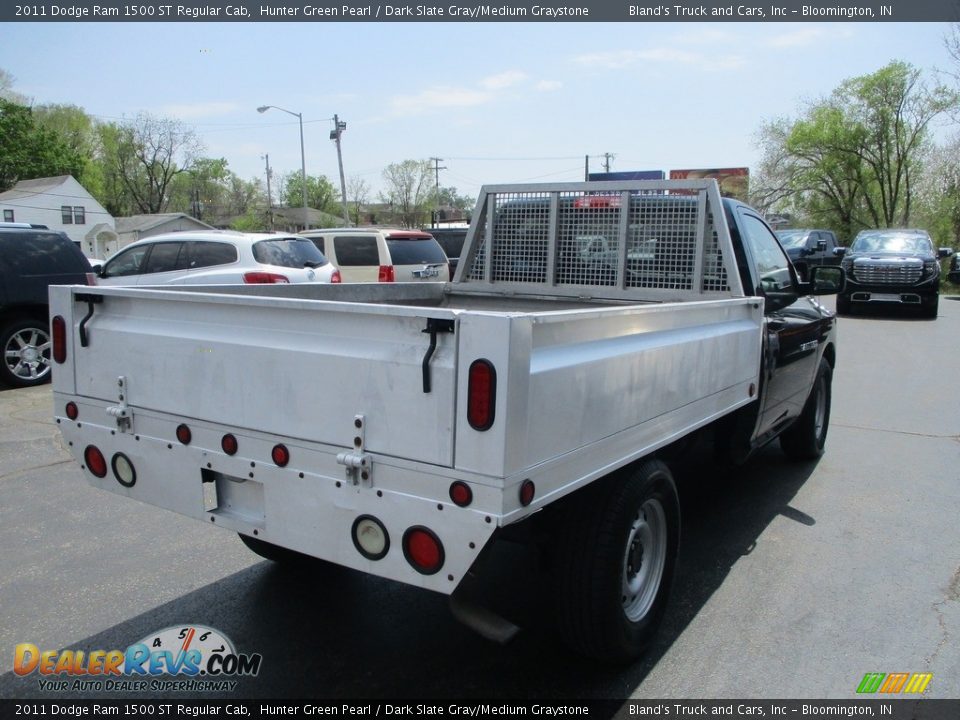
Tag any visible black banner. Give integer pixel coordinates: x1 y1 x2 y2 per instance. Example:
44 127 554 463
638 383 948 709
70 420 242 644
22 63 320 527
3 0 960 23
2 700 960 720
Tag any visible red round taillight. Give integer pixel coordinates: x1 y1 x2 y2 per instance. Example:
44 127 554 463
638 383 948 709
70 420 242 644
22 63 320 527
519 479 536 507
84 445 108 478
65 402 79 421
402 527 444 575
449 481 473 507
331 269 342 284
52 315 67 364
221 434 238 455
467 359 496 431
271 444 290 467
176 424 192 445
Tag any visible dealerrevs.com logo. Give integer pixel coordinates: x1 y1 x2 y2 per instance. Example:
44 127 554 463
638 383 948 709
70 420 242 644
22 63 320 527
856 673 933 694
14 625 262 693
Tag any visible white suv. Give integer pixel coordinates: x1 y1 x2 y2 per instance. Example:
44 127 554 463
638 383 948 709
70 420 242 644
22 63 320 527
300 228 449 283
97 231 340 286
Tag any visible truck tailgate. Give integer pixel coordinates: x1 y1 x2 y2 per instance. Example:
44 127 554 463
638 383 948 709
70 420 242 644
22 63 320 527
66 288 458 467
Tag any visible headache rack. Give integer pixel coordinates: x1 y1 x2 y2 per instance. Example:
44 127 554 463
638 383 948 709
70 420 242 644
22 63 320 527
455 179 744 302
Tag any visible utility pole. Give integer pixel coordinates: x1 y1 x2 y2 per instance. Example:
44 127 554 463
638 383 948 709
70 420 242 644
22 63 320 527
603 153 615 173
330 115 349 226
429 157 447 227
584 154 590 181
262 154 273 230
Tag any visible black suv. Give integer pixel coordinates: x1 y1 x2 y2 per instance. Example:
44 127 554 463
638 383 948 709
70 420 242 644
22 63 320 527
837 228 952 318
774 229 841 281
0 226 93 387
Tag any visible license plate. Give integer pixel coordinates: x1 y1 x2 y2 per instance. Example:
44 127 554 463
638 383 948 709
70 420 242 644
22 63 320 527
870 293 901 302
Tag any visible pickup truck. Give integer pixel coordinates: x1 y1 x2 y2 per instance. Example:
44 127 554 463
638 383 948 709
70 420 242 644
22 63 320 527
49 180 841 662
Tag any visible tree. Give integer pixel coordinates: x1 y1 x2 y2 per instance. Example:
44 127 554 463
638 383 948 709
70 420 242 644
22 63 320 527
98 113 203 214
346 176 370 226
0 68 27 104
279 172 338 214
753 61 955 241
381 159 433 228
0 99 85 192
32 103 100 194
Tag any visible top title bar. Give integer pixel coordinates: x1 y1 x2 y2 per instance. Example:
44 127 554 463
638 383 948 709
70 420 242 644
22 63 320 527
4 0 959 22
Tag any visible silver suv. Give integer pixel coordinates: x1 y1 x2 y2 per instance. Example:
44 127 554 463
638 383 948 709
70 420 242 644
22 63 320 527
300 228 449 283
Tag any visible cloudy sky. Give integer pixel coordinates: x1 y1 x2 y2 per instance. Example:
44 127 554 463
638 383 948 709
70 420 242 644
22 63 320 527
2 21 956 200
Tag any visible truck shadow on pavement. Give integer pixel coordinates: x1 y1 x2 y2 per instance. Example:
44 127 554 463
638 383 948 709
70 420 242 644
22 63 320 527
1 446 818 705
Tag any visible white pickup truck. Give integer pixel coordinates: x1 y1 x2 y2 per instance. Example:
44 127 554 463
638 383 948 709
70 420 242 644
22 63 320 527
50 180 841 662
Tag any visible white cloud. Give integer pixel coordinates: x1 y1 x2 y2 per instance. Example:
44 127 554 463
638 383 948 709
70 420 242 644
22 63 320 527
391 87 492 115
763 27 853 48
574 47 745 72
480 70 528 90
161 101 239 119
537 80 562 92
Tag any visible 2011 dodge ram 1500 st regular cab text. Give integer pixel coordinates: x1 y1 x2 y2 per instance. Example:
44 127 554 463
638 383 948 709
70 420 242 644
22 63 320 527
50 180 841 662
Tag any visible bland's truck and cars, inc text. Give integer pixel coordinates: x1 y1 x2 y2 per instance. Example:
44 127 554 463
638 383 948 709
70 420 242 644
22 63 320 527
50 180 841 662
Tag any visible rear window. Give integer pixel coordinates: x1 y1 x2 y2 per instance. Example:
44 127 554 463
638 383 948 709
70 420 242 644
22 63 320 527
0 231 91 276
333 235 379 266
253 238 329 269
386 238 448 265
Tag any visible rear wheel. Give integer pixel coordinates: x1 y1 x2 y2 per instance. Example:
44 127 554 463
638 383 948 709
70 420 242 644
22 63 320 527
1 318 53 388
554 459 680 662
780 357 832 460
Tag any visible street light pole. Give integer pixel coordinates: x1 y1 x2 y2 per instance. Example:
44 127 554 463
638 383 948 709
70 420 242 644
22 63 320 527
330 114 350 226
257 105 308 226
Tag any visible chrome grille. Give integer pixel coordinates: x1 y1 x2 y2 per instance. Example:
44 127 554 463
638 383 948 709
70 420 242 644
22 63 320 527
853 262 922 285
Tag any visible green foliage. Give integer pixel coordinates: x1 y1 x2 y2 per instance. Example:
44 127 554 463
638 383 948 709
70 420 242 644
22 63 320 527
279 173 339 215
380 159 433 228
0 99 86 191
754 61 957 243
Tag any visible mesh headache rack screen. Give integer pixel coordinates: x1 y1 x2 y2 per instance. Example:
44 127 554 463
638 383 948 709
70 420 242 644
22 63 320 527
457 180 743 302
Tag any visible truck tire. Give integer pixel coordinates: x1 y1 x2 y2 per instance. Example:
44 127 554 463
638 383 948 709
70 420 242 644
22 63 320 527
1 317 53 388
779 357 832 461
238 533 325 567
554 459 680 663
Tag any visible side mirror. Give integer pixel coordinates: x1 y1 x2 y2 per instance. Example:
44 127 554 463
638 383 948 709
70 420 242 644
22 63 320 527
800 265 845 296
938 247 954 259
833 247 847 257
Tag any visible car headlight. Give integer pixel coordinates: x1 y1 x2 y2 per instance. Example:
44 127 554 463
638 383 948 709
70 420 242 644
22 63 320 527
841 258 854 274
923 260 940 279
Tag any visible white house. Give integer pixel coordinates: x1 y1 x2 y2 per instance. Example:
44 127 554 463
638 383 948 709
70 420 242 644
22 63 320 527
0 175 118 258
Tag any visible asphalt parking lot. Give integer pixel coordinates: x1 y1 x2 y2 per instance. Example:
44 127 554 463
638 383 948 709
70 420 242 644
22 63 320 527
1 297 958 702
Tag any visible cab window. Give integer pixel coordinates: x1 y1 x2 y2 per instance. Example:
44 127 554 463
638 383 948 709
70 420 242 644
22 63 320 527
740 214 796 304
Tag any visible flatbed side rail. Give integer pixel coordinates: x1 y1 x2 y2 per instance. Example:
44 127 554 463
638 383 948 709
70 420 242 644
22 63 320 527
455 179 742 302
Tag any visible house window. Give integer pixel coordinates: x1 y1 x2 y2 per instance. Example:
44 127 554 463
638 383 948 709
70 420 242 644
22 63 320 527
62 206 73 224
73 206 86 224
2 210 12 223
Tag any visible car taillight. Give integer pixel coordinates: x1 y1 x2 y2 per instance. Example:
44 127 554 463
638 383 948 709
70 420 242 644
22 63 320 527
52 316 67 364
176 424 192 445
331 269 342 284
449 481 473 507
271 444 290 467
378 265 395 283
467 359 496 431
221 434 238 455
243 272 290 284
519 480 536 507
65 402 79 421
84 446 108 478
403 527 444 575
